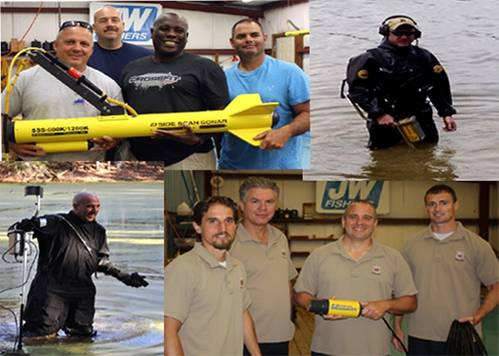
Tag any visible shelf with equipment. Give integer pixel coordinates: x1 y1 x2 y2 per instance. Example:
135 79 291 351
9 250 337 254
271 214 342 270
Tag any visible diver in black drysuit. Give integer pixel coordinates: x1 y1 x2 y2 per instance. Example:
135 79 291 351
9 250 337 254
11 193 148 337
346 15 457 149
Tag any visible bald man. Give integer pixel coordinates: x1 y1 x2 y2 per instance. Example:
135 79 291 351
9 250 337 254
89 5 152 84
2 20 122 161
11 192 148 338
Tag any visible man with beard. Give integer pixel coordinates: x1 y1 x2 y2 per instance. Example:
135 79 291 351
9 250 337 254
121 13 229 166
89 5 151 84
11 192 148 337
393 185 498 355
295 200 417 355
164 196 261 356
219 18 310 169
230 177 297 355
346 15 457 149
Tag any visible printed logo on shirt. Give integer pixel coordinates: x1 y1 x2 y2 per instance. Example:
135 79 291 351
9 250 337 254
371 265 382 275
129 72 181 90
455 251 465 261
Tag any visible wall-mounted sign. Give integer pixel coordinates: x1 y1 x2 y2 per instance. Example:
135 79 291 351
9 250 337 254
90 2 162 45
316 181 389 214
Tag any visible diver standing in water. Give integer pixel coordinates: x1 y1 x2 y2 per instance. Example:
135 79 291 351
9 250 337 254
346 15 457 149
10 192 148 338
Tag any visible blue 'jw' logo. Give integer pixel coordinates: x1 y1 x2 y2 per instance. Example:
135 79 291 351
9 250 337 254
115 5 159 42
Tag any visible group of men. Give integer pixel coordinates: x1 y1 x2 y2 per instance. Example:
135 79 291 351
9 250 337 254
164 181 498 355
2 6 310 169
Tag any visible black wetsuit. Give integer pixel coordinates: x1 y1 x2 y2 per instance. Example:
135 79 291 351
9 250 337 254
22 211 110 336
346 40 456 149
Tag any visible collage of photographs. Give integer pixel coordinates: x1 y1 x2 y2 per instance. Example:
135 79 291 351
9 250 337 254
0 1 497 356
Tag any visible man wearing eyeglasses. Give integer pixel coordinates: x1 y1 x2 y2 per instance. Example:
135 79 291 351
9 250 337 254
3 20 122 161
346 15 457 150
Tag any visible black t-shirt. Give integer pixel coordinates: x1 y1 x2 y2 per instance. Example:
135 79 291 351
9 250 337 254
121 53 230 162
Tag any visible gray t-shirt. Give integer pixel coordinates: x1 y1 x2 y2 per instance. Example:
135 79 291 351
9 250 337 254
3 65 122 161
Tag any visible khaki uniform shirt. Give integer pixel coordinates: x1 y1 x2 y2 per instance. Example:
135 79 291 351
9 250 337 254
403 222 499 341
230 223 298 342
164 242 251 356
295 236 417 355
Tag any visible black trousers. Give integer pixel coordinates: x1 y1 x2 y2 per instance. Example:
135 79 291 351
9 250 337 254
408 336 447 355
244 341 289 356
23 286 95 336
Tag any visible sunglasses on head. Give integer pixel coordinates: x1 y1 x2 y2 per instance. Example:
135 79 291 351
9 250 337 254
391 29 416 37
59 20 93 33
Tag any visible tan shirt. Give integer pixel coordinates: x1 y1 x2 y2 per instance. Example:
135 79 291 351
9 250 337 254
230 223 298 342
403 222 499 341
295 236 417 355
164 242 251 356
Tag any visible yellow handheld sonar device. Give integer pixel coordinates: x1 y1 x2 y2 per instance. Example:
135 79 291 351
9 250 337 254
397 116 426 144
309 299 362 318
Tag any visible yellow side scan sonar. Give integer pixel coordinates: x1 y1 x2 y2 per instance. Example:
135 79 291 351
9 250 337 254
5 94 279 154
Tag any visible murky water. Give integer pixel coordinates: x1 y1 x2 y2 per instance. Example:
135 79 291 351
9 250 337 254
307 0 499 180
0 183 164 355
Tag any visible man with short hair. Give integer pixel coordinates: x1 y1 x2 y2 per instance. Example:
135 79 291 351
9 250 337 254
88 5 152 161
121 13 229 166
2 21 122 161
219 18 310 169
230 177 297 355
11 192 148 337
393 184 499 355
89 5 152 84
164 196 261 356
295 200 417 355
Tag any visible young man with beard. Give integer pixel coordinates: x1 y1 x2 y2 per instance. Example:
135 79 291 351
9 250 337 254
219 18 310 169
295 200 417 355
230 177 297 355
121 13 229 166
393 185 499 355
11 192 148 337
164 196 261 356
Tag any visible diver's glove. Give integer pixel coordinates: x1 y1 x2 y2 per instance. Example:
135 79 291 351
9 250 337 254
98 258 148 287
117 272 149 288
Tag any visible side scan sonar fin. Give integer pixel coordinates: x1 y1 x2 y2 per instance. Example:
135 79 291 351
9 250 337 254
228 128 268 147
